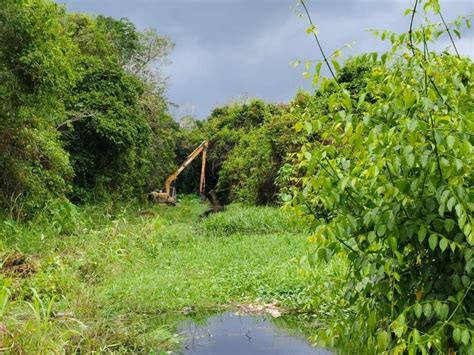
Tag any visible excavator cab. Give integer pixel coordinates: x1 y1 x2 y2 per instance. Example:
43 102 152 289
149 141 208 204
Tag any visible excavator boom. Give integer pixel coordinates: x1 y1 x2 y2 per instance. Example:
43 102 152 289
150 141 208 204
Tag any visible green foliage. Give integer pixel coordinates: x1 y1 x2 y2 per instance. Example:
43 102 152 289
200 204 306 236
0 199 316 352
63 13 176 201
96 16 140 64
218 110 300 204
289 3 473 352
179 99 299 205
0 0 77 217
0 1 177 213
63 54 151 199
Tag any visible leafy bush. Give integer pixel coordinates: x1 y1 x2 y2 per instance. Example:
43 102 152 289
289 2 473 352
63 14 176 201
217 109 299 204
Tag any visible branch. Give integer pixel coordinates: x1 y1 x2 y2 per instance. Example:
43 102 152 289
56 111 96 130
299 0 340 86
408 0 419 56
439 11 460 58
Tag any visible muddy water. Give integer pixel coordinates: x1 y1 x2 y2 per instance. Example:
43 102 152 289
178 312 332 355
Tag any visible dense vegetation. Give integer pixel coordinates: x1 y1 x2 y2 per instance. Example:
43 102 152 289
286 2 474 352
0 0 472 353
0 0 177 216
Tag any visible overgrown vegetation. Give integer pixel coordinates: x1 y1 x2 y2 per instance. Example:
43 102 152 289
0 0 472 353
0 199 322 352
0 0 177 216
286 0 473 353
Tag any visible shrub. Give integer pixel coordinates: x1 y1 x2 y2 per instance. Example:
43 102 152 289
289 2 473 352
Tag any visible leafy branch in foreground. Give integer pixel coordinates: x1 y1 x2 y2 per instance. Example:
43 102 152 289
289 0 473 352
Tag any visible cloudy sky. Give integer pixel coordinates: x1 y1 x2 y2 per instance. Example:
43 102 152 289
60 0 473 118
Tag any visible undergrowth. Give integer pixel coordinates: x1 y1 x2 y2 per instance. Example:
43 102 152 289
200 204 307 236
0 197 332 353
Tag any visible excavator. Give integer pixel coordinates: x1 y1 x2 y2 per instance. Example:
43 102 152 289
149 141 209 204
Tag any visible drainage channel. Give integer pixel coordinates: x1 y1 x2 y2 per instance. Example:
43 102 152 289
178 312 333 355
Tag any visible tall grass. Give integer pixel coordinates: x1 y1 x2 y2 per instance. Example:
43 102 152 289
200 204 307 236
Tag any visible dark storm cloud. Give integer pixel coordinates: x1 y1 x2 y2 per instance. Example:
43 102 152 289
60 0 473 118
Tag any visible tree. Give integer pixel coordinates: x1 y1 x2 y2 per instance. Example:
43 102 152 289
62 14 175 200
0 0 77 216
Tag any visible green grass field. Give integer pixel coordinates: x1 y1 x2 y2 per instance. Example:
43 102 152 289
0 198 346 352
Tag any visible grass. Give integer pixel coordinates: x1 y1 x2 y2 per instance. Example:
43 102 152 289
0 197 343 352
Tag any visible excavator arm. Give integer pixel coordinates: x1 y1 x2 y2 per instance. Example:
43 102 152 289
150 141 209 204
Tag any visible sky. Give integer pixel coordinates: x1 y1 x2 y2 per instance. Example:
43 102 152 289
59 0 473 119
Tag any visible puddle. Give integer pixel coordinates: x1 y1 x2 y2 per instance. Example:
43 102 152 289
178 312 332 354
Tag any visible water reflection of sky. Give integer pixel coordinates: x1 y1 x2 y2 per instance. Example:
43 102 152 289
178 312 333 355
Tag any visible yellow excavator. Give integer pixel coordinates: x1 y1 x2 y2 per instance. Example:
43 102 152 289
149 141 209 204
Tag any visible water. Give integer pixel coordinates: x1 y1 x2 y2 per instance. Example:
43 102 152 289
178 312 332 355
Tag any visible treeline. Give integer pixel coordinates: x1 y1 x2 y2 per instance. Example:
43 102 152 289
0 0 178 217
175 61 371 206
0 0 369 217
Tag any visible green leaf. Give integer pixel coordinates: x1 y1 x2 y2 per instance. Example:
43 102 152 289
461 329 470 345
447 197 456 212
368 311 377 331
461 275 470 288
391 314 407 338
434 300 442 317
429 234 438 251
377 224 387 237
453 327 462 344
423 303 433 318
446 136 455 149
423 1 432 12
368 231 376 243
445 219 455 232
295 121 304 133
331 59 341 72
439 238 448 252
377 330 390 350
388 237 397 252
460 141 471 155
291 60 301 68
439 304 449 320
306 24 316 35
418 225 427 243
414 303 422 319
407 120 418 132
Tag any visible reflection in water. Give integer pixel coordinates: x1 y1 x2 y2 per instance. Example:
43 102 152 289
178 312 332 355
